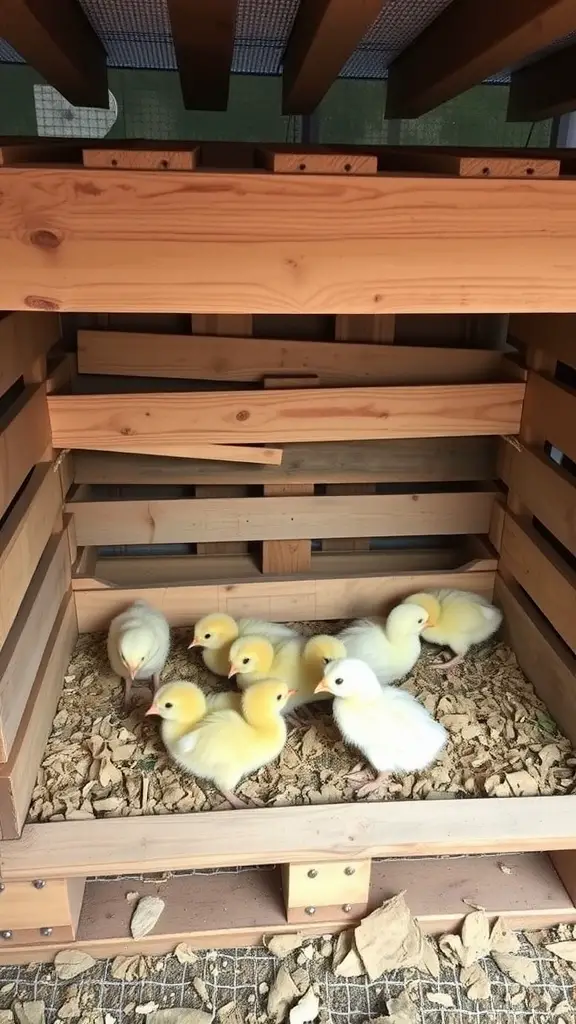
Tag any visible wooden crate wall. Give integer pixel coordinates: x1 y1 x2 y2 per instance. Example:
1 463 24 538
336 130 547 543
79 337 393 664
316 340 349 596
0 313 78 839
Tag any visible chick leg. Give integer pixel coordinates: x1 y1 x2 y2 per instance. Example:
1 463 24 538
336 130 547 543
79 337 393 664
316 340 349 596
435 652 465 671
220 788 248 810
355 772 390 799
152 672 161 694
123 676 132 711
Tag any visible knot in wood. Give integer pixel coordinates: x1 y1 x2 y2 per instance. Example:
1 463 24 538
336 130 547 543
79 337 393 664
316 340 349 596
236 409 250 421
25 295 60 311
30 229 62 249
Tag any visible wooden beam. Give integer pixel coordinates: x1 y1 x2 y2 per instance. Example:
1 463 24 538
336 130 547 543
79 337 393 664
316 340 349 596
47 384 524 447
258 147 377 175
0 386 51 520
0 0 108 108
262 484 314 574
509 313 576 370
282 0 384 113
77 330 514 385
386 0 576 119
166 0 237 110
508 39 576 121
6 168 576 313
63 440 283 466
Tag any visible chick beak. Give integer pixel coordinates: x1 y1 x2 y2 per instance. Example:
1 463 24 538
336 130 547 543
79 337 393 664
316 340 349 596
314 679 330 695
228 665 239 679
286 689 296 698
145 703 159 717
188 638 199 649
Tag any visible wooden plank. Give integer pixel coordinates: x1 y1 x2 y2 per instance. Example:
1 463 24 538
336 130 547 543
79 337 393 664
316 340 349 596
7 169 576 313
508 39 576 121
509 314 576 370
0 0 108 108
385 0 576 119
72 438 498 487
322 484 374 552
495 575 576 749
48 384 524 447
73 567 494 632
165 0 237 110
45 352 76 395
67 489 497 547
0 530 70 762
195 485 248 556
503 445 576 558
0 877 85 944
335 315 395 343
83 148 199 171
500 512 576 655
77 331 514 384
0 593 77 839
521 372 576 465
69 440 282 466
191 315 253 336
282 0 385 113
0 386 51 519
262 484 314 574
0 462 63 650
377 148 560 179
258 148 377 175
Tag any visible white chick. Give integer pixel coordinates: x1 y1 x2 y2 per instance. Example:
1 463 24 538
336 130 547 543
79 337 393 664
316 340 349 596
228 633 347 713
107 599 170 709
315 658 447 794
189 612 298 677
336 603 429 685
402 589 503 669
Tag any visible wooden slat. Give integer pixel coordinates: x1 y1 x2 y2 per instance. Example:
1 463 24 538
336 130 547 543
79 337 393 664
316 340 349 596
191 315 253 336
48 384 524 447
165 0 237 110
502 445 576 557
0 593 77 839
83 148 199 171
385 0 576 119
508 39 576 121
495 576 576 749
0 530 70 762
77 331 514 384
67 489 497 547
500 512 576 655
69 441 283 466
335 315 395 343
0 386 51 519
45 352 76 395
262 484 314 574
0 0 108 108
282 0 385 113
322 484 374 552
6 168 576 313
195 485 248 557
509 314 576 370
521 372 576 465
258 148 377 175
72 438 498 487
377 149 560 179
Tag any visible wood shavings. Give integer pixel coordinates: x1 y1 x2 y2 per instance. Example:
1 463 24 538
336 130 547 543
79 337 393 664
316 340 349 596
173 944 198 965
499 863 512 875
126 891 140 902
267 964 300 1023
354 893 424 980
420 939 440 979
192 980 210 1007
505 770 539 796
58 998 81 1020
218 1003 243 1024
490 918 520 954
426 992 454 1007
0 1013 14 1024
546 941 576 963
460 963 491 1001
12 1006 45 1024
288 988 319 1024
148 1013 212 1024
110 956 150 981
130 896 165 939
460 910 490 964
136 1005 159 1016
385 992 417 1024
492 953 538 985
332 931 363 978
54 951 96 980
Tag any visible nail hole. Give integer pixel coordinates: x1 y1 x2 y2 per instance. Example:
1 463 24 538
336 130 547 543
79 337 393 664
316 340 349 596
526 167 534 176
160 159 169 169
344 163 352 172
111 158 118 167
482 166 490 175
299 163 306 171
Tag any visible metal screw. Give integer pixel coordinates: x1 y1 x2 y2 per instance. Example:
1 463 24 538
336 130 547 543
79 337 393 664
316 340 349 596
344 867 355 876
0 931 12 940
342 904 352 913
307 869 318 879
32 880 46 890
0 883 5 893
305 906 316 916
40 927 53 937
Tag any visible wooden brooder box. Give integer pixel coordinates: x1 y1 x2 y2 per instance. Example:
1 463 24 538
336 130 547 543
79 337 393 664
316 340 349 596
0 141 575 964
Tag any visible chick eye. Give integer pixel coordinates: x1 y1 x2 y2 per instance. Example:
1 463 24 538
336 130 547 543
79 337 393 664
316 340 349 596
276 694 282 701
334 678 344 686
204 633 211 640
323 657 331 665
164 702 173 709
242 657 250 665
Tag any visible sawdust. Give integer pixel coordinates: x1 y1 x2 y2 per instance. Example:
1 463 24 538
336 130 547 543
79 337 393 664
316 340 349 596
28 628 576 821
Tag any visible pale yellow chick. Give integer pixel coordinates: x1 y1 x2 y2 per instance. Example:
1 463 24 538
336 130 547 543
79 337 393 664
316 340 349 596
228 633 346 713
336 604 429 685
151 679 293 808
189 612 298 677
146 680 241 747
403 589 503 669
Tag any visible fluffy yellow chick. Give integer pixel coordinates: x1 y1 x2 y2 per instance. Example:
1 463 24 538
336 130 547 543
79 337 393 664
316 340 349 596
336 604 429 685
189 613 298 677
146 680 240 747
228 633 347 713
107 599 170 709
151 679 293 808
315 658 447 795
402 589 503 669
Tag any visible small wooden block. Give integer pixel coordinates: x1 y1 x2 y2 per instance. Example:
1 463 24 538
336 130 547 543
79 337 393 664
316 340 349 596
281 859 371 924
0 877 85 944
335 314 395 343
191 314 253 336
258 148 377 175
83 148 199 171
262 484 313 574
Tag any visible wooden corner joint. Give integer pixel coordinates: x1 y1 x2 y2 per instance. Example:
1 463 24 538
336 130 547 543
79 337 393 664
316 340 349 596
281 859 371 924
0 877 86 945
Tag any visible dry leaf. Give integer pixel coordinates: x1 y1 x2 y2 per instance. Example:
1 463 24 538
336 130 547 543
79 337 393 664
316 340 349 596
111 956 143 981
0 1013 14 1024
493 953 538 986
332 930 353 971
289 987 319 1024
426 992 454 1007
54 950 96 980
267 964 300 1023
174 944 199 965
218 1003 243 1024
420 939 440 978
461 963 491 1001
265 933 304 959
58 998 81 1020
148 1013 212 1024
460 910 490 965
505 770 539 797
192 980 210 1006
130 896 165 939
354 893 423 980
546 941 576 964
99 758 123 788
333 935 364 979
385 991 417 1024
490 918 520 955
93 796 122 813
438 933 466 966
136 1005 159 1015
553 1000 573 1016
12 1005 45 1024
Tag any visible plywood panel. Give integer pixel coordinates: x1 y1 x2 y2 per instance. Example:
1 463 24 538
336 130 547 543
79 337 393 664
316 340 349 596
0 386 51 519
48 384 524 447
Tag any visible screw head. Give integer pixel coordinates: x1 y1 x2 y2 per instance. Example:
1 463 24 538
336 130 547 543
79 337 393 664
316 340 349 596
0 883 5 893
0 931 12 940
305 906 316 916
40 927 53 937
307 869 318 879
344 867 355 876
32 879 46 890
342 904 352 913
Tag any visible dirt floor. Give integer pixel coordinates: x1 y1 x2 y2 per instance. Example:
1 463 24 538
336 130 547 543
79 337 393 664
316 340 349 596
28 626 576 824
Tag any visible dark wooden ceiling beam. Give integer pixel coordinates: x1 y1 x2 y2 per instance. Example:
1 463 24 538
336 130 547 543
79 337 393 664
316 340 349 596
282 0 385 114
166 0 238 111
386 0 576 119
0 0 108 108
508 41 576 120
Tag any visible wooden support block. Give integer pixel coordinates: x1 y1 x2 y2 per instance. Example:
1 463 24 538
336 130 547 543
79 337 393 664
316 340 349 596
0 386 51 519
83 148 199 171
0 877 85 946
282 859 371 924
377 149 560 179
509 314 576 371
262 484 314 575
257 148 377 175
322 484 375 552
508 40 576 122
45 351 76 394
335 315 396 344
191 315 253 337
520 372 576 464
195 485 248 556
0 593 78 839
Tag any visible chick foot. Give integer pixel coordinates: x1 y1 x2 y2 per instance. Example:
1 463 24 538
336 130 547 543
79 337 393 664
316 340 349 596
220 789 248 810
123 677 133 711
434 652 464 671
355 772 390 799
152 672 161 693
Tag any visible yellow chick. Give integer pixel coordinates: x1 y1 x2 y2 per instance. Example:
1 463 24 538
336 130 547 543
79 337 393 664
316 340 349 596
336 604 429 686
146 680 241 745
189 613 298 677
228 633 347 713
402 589 503 669
107 599 170 709
151 679 293 808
